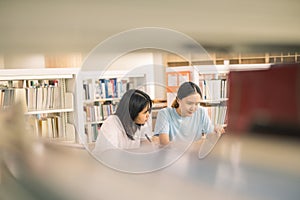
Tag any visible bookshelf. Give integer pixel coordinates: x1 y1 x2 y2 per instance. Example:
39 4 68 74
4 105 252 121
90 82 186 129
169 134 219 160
75 70 150 148
165 52 299 66
166 65 229 127
194 65 229 127
0 68 78 145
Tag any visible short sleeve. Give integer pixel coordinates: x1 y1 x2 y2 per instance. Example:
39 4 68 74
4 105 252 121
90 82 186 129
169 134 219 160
154 109 170 136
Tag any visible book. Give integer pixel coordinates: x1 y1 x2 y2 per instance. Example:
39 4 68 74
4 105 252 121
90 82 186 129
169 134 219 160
42 86 48 109
36 87 43 110
47 117 54 138
53 86 62 109
14 88 27 112
26 87 36 110
55 115 64 138
38 118 48 138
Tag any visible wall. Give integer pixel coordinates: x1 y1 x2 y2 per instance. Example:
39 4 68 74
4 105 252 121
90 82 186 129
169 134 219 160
109 50 166 99
0 55 4 69
3 54 45 69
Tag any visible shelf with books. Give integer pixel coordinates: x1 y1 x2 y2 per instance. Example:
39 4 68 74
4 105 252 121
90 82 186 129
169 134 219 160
200 100 228 128
75 70 149 146
83 100 118 124
0 68 78 145
198 73 228 101
195 65 229 126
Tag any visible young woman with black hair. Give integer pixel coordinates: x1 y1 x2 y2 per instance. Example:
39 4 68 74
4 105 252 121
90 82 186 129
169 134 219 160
92 89 152 153
154 81 224 146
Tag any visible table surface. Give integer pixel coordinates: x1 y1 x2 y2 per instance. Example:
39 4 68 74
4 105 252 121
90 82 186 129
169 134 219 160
1 133 300 200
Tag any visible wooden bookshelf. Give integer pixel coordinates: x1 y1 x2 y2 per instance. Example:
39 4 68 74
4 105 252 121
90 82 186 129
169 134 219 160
164 52 299 67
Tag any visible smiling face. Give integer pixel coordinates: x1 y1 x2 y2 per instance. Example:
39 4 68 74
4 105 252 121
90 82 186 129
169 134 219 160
134 103 150 125
176 93 201 117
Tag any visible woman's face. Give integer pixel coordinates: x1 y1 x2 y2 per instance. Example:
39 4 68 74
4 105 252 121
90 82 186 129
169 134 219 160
177 93 201 117
134 104 150 125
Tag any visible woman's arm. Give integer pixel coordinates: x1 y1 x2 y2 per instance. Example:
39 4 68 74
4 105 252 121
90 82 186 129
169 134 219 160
154 109 171 146
159 133 170 146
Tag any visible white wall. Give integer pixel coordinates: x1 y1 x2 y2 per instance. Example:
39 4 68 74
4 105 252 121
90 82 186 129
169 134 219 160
153 52 166 99
108 51 166 99
108 51 154 71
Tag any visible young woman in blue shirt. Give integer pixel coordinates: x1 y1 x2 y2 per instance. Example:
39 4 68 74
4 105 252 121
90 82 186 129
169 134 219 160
154 81 224 146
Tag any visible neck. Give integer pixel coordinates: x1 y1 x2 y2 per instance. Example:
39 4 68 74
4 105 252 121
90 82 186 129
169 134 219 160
175 107 182 116
135 123 143 127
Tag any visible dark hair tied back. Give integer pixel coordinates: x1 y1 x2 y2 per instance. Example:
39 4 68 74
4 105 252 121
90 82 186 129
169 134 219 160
171 82 202 108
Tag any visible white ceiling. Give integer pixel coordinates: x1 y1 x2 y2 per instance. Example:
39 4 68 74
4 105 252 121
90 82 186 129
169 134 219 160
0 0 300 55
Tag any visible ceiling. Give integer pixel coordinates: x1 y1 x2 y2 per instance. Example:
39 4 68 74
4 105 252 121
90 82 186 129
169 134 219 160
1 0 300 56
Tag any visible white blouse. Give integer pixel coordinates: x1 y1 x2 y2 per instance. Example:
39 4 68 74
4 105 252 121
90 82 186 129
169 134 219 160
92 115 151 155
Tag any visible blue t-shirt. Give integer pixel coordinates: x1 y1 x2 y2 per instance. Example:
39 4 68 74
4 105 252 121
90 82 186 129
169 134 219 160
154 106 214 142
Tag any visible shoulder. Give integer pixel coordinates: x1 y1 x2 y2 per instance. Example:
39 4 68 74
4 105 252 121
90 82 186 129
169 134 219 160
157 107 176 119
158 107 174 115
156 107 178 123
104 114 120 122
102 115 122 128
194 106 208 117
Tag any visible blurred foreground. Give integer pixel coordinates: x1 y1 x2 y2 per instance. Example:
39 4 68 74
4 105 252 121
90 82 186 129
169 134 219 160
1 118 300 200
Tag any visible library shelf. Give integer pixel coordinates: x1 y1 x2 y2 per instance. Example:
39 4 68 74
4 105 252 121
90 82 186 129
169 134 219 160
0 68 78 145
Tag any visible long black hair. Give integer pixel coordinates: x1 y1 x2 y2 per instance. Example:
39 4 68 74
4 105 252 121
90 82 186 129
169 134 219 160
171 81 202 108
115 89 152 140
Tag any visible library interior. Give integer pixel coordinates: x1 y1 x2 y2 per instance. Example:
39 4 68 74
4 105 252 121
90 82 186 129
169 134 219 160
1 1 300 200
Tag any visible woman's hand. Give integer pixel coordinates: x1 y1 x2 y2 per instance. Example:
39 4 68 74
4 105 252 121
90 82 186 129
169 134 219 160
214 124 225 135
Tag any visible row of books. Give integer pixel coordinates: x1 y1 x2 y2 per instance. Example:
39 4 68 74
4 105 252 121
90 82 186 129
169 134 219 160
27 115 64 139
199 79 227 100
83 78 129 100
0 88 15 108
0 86 62 111
205 105 227 126
0 79 59 89
85 124 101 143
84 102 117 123
27 86 62 110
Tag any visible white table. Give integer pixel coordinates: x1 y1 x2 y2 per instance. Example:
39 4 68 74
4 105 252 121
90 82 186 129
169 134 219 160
1 133 300 200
